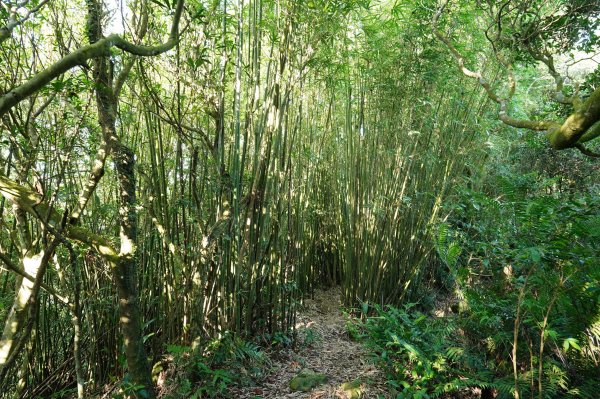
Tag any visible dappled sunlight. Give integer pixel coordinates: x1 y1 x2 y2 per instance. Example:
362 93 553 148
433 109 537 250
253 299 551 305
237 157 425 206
233 288 387 398
0 0 598 398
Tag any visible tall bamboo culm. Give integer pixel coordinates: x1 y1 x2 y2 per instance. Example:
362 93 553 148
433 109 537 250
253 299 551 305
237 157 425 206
0 1 493 396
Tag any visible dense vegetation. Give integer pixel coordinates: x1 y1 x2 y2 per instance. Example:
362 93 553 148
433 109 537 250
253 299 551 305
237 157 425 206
350 138 600 398
0 0 598 398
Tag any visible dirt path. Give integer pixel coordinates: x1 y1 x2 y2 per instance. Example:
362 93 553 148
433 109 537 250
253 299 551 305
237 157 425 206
235 288 388 399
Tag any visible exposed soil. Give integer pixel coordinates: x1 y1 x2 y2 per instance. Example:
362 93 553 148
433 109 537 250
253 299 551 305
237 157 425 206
231 288 389 399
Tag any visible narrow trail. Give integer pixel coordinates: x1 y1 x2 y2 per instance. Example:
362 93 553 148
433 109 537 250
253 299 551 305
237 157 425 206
236 288 389 399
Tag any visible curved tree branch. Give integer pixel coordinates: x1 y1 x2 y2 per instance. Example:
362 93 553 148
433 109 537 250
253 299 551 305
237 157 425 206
528 48 583 108
0 249 69 304
575 143 600 158
546 86 600 149
0 0 185 118
433 2 600 156
432 11 557 131
0 172 119 262
0 0 51 44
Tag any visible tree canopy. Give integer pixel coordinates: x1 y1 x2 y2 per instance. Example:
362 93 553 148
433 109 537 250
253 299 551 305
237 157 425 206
434 0 600 155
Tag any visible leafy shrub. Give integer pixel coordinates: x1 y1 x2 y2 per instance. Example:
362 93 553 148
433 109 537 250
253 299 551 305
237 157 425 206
160 333 266 398
355 304 493 398
356 166 600 399
438 167 600 398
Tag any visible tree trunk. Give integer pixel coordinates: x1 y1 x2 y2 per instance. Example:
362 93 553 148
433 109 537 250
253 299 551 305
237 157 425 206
84 0 154 392
0 251 44 368
112 143 154 397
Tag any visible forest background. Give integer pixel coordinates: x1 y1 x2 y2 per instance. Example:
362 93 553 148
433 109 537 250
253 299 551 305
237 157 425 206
0 0 599 398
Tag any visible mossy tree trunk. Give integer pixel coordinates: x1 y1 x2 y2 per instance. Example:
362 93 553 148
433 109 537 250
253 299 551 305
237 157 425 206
86 0 154 394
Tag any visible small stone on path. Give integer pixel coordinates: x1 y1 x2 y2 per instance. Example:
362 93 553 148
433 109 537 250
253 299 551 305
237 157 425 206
289 369 328 392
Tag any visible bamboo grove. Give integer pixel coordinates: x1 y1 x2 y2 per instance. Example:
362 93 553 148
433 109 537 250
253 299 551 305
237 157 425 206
3 0 591 397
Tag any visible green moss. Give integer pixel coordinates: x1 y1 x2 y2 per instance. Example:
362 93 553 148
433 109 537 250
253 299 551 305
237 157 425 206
340 379 363 398
289 368 328 392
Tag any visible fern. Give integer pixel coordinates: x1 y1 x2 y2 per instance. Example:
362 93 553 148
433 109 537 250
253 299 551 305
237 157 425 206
435 223 462 269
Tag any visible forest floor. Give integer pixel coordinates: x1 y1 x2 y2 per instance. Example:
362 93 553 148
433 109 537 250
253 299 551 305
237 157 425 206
231 288 389 399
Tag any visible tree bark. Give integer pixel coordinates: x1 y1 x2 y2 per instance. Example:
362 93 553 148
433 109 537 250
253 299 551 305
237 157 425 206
86 0 154 393
0 251 44 368
547 86 600 149
112 143 154 397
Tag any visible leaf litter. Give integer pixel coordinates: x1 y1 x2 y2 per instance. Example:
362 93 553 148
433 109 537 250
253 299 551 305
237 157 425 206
231 287 389 399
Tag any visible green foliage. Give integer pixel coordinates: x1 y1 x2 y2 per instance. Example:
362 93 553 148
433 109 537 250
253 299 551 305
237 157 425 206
301 327 318 347
262 331 293 347
113 374 151 399
162 333 266 398
435 223 462 270
356 141 600 398
441 158 600 397
2 0 600 396
289 368 328 392
354 304 491 398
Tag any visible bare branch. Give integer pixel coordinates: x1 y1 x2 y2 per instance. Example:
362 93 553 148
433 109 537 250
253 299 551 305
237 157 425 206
0 172 119 262
0 250 69 305
136 75 215 155
528 49 582 107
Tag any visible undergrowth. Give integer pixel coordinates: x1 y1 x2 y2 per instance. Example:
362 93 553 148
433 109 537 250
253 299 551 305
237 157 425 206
350 163 600 399
349 304 499 399
155 332 267 398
